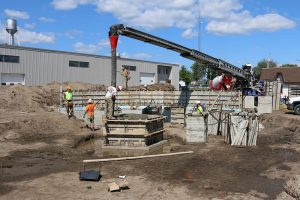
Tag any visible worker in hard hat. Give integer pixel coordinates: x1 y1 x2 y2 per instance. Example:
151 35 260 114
195 100 206 115
83 98 101 130
105 85 122 119
63 85 73 119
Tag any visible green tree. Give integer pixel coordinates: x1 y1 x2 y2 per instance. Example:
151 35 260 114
253 59 277 80
191 62 207 82
206 68 218 80
179 65 191 84
281 64 297 68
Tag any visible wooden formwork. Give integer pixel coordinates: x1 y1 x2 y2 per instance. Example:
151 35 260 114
222 113 259 146
171 106 186 125
59 89 242 109
104 114 165 147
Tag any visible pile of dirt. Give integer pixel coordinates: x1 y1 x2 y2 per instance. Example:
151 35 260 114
284 175 300 199
0 82 107 113
45 81 106 91
127 83 175 91
0 85 54 112
259 113 300 145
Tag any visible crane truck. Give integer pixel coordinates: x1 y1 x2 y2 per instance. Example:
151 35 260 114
108 24 254 91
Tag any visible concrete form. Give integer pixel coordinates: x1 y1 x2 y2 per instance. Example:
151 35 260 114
103 114 165 147
243 96 272 114
185 114 208 143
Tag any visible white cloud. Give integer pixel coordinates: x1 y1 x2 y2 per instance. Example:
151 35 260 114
181 28 198 39
132 53 152 59
51 0 296 36
0 25 55 44
73 42 100 54
117 52 152 59
24 23 36 29
39 17 56 23
65 29 82 39
99 39 110 47
206 12 296 35
95 0 196 30
0 29 8 44
4 9 30 19
119 52 129 58
18 28 56 44
51 0 96 10
200 0 242 19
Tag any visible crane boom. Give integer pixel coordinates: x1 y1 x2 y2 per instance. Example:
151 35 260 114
109 24 246 79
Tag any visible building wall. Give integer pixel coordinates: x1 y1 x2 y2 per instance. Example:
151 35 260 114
0 45 179 89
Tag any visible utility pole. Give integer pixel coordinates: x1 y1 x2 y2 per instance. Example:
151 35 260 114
198 16 201 52
267 53 271 69
198 13 203 52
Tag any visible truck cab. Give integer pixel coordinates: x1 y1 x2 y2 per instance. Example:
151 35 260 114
286 96 300 115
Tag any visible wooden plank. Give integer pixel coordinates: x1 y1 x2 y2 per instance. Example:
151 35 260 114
83 151 194 163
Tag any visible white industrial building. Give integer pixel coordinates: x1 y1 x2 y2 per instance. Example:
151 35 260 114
0 44 179 89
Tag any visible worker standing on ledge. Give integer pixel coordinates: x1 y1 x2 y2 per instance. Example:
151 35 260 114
105 85 122 119
64 85 73 119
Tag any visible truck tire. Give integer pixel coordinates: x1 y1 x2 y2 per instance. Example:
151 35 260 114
294 104 300 115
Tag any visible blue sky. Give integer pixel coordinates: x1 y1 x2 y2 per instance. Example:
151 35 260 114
0 0 299 69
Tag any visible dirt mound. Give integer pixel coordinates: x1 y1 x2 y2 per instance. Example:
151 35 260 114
259 113 300 145
128 83 175 91
45 81 106 91
0 82 107 113
0 85 53 112
284 175 300 199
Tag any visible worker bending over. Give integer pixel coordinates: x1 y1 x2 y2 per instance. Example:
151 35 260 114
64 85 73 119
105 86 123 119
83 98 101 130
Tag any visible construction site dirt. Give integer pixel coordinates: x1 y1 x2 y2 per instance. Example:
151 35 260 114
1 85 300 200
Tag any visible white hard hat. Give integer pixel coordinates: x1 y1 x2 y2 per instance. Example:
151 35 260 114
117 85 123 91
88 99 93 103
195 100 201 104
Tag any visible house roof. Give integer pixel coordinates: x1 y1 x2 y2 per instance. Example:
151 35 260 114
260 67 300 84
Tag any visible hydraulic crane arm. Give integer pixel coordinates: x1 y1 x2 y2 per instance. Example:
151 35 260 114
109 24 246 79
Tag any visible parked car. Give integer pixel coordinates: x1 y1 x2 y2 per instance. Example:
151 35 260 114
286 96 300 115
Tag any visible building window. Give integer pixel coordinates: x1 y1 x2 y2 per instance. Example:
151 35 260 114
69 60 89 68
166 68 170 74
122 65 136 71
0 55 19 63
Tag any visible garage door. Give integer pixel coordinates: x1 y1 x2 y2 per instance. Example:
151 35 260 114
1 73 25 85
140 73 155 85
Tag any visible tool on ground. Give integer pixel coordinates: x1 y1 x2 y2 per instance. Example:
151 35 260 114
79 164 102 181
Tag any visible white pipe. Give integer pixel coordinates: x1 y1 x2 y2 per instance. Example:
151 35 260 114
83 151 194 163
